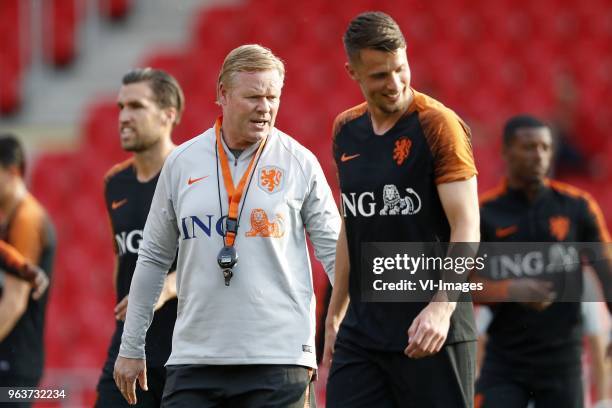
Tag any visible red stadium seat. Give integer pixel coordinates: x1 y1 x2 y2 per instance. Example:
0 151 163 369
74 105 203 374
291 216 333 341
98 0 132 20
0 0 27 114
35 2 612 402
43 0 81 67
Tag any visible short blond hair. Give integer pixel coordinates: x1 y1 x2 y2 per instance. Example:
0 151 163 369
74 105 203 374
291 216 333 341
217 44 285 91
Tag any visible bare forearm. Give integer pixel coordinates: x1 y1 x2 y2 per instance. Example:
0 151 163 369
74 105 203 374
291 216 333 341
113 258 119 294
0 302 23 340
0 276 29 341
164 271 177 298
326 269 349 329
326 223 350 329
156 271 177 309
437 178 480 308
589 335 609 401
439 177 480 244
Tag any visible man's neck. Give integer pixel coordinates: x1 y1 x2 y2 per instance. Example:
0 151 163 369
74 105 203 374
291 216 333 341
507 176 545 202
369 90 414 136
133 138 175 182
221 126 255 151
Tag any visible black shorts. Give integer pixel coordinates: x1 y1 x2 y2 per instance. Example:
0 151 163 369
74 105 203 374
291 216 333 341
326 339 476 408
476 365 583 408
161 364 316 408
95 357 167 408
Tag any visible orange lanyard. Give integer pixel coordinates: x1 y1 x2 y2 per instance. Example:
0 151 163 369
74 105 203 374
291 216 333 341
215 116 268 246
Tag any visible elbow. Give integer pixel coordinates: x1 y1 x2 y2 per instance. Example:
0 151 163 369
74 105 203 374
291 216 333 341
450 221 480 242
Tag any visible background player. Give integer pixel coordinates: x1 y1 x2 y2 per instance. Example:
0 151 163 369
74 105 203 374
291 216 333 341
324 12 480 407
95 68 184 408
476 115 612 408
0 135 55 407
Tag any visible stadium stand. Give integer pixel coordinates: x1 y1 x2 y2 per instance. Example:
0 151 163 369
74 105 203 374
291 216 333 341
0 0 609 405
0 0 28 114
43 0 81 68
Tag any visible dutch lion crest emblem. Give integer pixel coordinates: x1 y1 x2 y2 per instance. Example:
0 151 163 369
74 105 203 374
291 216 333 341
245 209 285 238
258 166 284 194
379 185 422 215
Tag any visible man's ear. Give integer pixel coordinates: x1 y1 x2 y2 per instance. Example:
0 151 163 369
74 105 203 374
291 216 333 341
162 107 178 126
218 82 229 106
7 165 20 177
345 61 359 82
501 144 510 163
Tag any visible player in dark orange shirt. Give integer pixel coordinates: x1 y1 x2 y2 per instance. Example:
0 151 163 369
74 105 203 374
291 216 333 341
324 12 480 408
0 135 55 405
475 115 611 408
95 68 183 408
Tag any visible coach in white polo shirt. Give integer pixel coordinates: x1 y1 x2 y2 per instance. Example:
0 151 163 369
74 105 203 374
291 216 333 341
113 44 341 407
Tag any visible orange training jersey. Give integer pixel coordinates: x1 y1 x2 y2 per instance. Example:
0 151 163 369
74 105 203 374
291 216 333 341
103 159 177 368
0 193 55 381
479 179 611 373
333 89 478 350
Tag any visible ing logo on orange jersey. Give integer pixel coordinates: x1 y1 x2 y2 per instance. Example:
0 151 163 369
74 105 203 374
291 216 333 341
549 216 570 241
393 137 412 165
258 166 284 194
245 209 285 238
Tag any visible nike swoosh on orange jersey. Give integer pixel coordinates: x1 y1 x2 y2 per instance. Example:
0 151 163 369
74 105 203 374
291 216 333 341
340 153 361 162
188 176 209 185
111 199 128 210
495 225 518 238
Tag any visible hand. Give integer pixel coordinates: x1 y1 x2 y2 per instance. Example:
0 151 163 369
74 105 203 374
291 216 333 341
322 317 341 367
154 272 177 311
404 302 455 359
115 296 129 321
25 265 48 300
520 301 555 312
113 356 147 405
154 287 168 312
509 279 556 311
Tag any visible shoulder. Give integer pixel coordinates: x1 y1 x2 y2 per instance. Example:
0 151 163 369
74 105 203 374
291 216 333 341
548 179 591 200
12 194 47 232
332 102 368 140
104 158 134 185
413 91 467 134
274 129 321 181
275 129 313 159
479 182 508 207
547 180 599 209
167 128 214 166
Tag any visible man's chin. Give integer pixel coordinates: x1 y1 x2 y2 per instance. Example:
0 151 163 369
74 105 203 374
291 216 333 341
378 100 408 115
525 174 547 186
248 128 270 141
123 144 144 153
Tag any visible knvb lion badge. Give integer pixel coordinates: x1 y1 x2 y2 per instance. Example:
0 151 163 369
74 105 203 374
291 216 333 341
258 165 284 194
